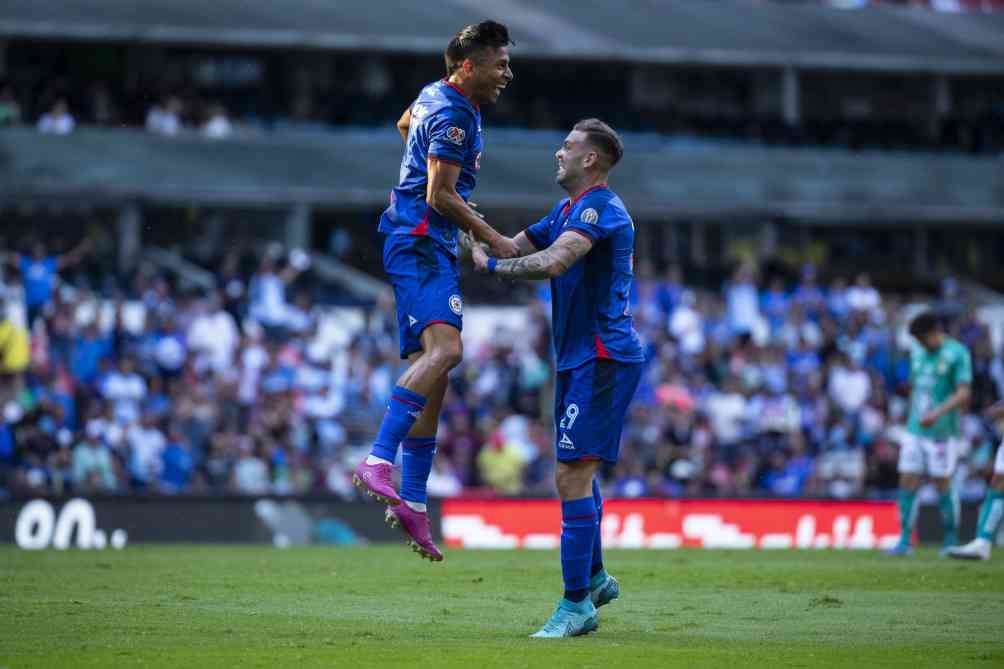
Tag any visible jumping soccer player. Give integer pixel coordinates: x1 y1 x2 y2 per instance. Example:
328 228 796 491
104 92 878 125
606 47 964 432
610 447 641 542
471 119 645 637
888 311 971 556
352 20 518 562
947 400 1004 560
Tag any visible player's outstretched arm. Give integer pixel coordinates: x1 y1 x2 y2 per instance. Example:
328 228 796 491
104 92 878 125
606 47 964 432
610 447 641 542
427 158 519 258
472 231 592 280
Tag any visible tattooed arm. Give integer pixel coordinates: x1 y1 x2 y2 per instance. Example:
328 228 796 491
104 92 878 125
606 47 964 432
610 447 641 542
511 231 539 257
471 231 593 280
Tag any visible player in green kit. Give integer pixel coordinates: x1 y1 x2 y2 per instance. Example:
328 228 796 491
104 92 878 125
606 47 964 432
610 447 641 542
947 400 1004 561
888 311 972 556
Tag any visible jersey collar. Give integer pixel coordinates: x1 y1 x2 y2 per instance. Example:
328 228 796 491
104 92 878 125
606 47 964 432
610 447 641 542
441 78 480 111
563 183 609 214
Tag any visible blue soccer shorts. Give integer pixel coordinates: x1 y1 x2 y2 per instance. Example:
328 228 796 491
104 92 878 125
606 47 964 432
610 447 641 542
553 358 643 464
383 234 463 360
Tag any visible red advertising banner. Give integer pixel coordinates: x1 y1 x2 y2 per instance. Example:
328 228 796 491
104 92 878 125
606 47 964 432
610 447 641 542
442 499 900 550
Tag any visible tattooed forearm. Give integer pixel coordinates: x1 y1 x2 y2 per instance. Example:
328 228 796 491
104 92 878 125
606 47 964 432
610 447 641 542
493 231 593 280
494 252 555 279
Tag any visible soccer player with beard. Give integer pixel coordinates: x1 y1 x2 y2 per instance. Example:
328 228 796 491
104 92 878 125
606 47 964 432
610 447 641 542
352 21 518 562
471 119 645 637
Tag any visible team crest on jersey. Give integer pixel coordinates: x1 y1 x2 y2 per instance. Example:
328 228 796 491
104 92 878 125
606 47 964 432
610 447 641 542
449 294 463 315
445 126 466 145
580 208 599 225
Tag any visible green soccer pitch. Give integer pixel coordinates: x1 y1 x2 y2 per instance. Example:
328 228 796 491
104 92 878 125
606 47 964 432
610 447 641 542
2 545 1002 668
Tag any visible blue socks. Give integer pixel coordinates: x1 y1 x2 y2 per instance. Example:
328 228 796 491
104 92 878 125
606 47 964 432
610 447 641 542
369 386 426 463
400 437 437 505
590 478 604 578
561 496 597 603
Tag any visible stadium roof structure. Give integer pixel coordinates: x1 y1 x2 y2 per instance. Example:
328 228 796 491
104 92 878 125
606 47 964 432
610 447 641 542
2 128 1002 223
1 0 1003 73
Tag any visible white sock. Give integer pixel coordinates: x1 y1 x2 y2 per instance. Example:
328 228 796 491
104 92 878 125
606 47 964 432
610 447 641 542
365 455 393 466
404 500 427 513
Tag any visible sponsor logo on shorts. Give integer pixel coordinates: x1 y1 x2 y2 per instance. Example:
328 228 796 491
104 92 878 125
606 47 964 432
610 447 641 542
408 315 418 327
580 208 599 225
449 294 463 315
445 126 466 145
558 433 575 449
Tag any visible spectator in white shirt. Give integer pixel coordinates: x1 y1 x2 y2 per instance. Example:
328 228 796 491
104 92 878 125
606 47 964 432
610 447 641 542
846 273 881 315
669 290 705 356
232 438 269 495
248 253 306 336
37 98 75 135
126 412 166 488
201 103 233 139
146 96 183 136
828 352 871 415
725 264 762 336
704 377 748 447
187 292 240 374
100 356 148 425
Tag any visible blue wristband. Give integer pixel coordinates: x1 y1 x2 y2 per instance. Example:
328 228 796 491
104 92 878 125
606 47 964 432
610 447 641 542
487 257 498 274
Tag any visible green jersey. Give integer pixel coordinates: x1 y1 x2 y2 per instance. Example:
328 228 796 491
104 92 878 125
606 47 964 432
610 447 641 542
906 337 972 441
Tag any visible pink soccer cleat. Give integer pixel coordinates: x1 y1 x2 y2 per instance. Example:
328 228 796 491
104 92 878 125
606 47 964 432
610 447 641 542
352 461 401 506
385 505 444 562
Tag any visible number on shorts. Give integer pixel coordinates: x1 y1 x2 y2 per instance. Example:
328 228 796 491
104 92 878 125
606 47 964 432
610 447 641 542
559 403 580 430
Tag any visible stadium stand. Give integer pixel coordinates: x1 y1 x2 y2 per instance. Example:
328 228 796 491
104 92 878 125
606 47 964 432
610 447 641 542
2 128 1002 220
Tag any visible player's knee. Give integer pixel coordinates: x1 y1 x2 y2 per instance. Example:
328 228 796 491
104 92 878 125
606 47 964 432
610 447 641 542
555 462 594 500
428 339 462 371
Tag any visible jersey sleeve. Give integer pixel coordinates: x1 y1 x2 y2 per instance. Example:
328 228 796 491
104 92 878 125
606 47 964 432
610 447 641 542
524 214 553 250
427 108 474 166
953 343 973 386
564 201 622 243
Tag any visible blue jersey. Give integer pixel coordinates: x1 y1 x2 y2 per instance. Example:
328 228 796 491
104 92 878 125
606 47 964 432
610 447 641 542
20 255 57 307
378 79 484 257
525 185 646 371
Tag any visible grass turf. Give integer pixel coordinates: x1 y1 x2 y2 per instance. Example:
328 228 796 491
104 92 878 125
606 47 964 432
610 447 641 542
2 545 1003 668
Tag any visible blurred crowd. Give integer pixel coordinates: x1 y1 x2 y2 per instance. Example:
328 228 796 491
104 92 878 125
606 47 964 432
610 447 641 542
1 239 1002 503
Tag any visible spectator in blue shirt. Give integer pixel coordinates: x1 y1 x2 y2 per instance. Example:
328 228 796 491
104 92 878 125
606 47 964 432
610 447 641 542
16 238 91 327
760 277 790 335
70 322 112 386
160 432 195 494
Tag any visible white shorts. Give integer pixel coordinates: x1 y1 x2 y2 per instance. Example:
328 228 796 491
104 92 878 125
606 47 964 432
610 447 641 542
995 439 1004 477
897 433 962 478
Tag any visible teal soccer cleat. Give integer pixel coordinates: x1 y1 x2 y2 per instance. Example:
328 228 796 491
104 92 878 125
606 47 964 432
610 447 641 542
530 598 598 638
590 571 620 608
